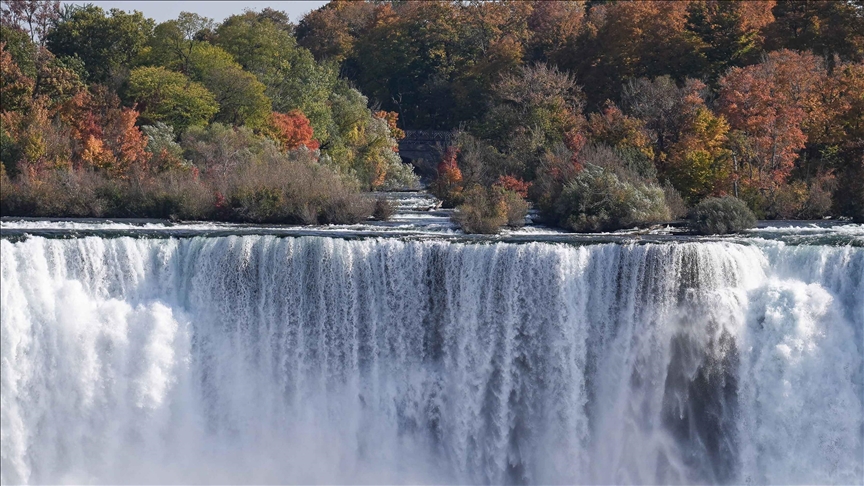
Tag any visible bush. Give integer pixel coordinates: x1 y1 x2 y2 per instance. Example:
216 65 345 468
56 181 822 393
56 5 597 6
0 146 373 224
554 164 670 232
372 197 394 221
452 185 528 234
688 196 756 235
0 169 216 219
219 149 371 224
501 189 529 227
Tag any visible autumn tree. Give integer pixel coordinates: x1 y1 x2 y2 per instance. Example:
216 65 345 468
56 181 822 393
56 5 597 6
296 0 382 64
765 1 864 63
587 101 654 161
432 146 464 207
665 107 732 203
0 41 34 112
567 1 704 109
0 0 60 46
718 50 825 197
526 0 585 65
266 110 320 152
622 76 707 162
685 0 775 82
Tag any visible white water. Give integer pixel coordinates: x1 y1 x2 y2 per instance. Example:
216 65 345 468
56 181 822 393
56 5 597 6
1 235 862 484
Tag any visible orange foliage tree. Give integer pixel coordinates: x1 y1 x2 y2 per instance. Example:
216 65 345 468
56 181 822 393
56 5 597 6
267 110 320 151
431 146 464 207
373 110 405 141
718 50 824 193
494 174 530 198
587 101 655 160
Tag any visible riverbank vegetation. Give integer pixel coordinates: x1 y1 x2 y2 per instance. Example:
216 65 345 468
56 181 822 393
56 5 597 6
2 1 862 233
0 1 417 223
299 0 863 232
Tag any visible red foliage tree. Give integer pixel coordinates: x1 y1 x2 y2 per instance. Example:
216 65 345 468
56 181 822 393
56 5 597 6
494 175 530 198
718 50 824 192
431 146 464 206
268 110 320 151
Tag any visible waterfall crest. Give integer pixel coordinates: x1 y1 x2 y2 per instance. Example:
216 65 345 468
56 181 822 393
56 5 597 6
2 236 862 484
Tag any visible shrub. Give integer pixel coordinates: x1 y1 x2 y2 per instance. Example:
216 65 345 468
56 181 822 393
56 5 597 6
452 185 528 234
0 147 372 224
453 185 507 234
663 181 688 220
554 164 670 232
219 149 371 224
688 196 756 235
372 197 394 221
501 189 529 227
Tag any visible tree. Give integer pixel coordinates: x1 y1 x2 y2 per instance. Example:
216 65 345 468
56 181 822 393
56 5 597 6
32 47 85 111
266 110 320 151
431 146 464 207
126 66 218 132
568 1 704 108
718 50 824 195
188 43 271 129
0 0 60 46
666 107 732 203
587 101 654 161
148 12 213 75
621 76 709 166
0 24 38 77
45 5 154 82
296 0 381 63
526 0 585 64
0 41 34 112
685 0 775 82
483 63 583 145
765 0 864 63
214 10 337 141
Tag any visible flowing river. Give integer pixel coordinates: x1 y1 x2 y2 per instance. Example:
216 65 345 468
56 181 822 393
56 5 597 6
1 206 862 484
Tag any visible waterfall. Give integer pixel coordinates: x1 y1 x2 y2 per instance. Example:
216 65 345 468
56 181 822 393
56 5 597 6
1 235 862 484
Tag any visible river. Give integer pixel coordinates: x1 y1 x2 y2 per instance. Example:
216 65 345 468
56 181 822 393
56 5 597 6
1 198 862 484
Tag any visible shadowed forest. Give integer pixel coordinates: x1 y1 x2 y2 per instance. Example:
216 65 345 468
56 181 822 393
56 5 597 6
1 0 862 232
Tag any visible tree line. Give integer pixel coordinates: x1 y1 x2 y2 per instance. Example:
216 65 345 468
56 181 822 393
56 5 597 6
0 0 417 223
298 0 863 230
1 1 862 231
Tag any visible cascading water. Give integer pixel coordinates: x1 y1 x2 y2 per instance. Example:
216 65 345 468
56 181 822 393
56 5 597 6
1 233 862 484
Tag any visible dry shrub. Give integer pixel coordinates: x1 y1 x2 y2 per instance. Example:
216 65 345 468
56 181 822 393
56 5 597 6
453 185 529 234
219 150 371 224
372 197 395 221
688 196 756 234
2 139 372 224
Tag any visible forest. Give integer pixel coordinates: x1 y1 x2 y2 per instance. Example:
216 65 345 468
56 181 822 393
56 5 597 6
1 0 862 232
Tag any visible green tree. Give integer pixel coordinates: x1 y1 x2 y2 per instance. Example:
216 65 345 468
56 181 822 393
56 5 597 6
0 25 37 77
685 0 775 83
213 11 336 140
148 12 213 75
187 43 271 129
127 66 217 132
44 5 154 82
